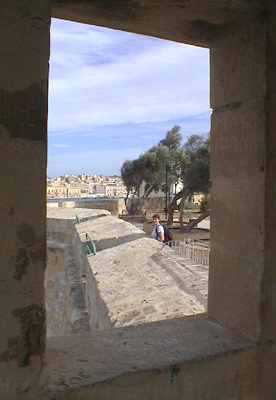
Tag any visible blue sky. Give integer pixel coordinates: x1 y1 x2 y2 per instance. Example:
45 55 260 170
48 19 211 178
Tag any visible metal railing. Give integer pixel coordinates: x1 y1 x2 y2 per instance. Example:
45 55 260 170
85 233 97 255
166 237 210 267
76 216 97 255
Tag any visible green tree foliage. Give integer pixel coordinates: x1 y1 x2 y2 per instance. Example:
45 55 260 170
121 125 184 205
167 134 210 226
183 134 210 193
121 159 139 203
121 127 210 223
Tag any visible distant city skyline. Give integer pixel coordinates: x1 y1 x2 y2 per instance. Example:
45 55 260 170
48 19 210 178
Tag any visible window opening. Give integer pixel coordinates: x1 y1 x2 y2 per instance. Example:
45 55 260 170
46 18 210 338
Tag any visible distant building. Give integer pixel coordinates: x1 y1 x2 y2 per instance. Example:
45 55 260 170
191 193 205 205
139 181 184 198
47 174 126 199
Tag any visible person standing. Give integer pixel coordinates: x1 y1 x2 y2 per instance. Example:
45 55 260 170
151 214 165 242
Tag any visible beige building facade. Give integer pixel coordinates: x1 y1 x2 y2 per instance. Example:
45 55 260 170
47 185 83 198
192 193 205 205
1 1 276 399
104 184 126 197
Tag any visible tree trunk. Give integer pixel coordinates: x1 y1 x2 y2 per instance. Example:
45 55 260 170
130 194 135 215
167 188 189 226
179 197 185 231
141 185 154 199
179 189 192 232
124 192 129 206
185 210 210 233
130 188 138 215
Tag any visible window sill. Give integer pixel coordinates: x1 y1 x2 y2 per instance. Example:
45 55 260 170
41 314 257 399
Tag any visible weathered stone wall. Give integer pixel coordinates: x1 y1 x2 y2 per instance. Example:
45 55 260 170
47 207 110 244
42 315 260 400
0 1 50 397
86 238 207 330
3 0 276 399
74 215 148 330
51 0 263 47
47 198 126 216
75 215 147 250
85 254 113 331
126 196 166 215
45 208 112 338
75 199 126 216
45 245 67 337
47 211 208 334
45 242 90 338
46 210 148 335
209 20 266 341
73 215 147 276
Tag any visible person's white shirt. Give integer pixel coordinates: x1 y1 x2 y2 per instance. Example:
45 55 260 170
151 224 164 241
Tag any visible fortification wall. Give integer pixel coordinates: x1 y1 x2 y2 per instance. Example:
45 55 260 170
126 196 166 215
46 208 208 335
47 207 111 244
45 208 111 337
47 198 126 216
45 243 90 337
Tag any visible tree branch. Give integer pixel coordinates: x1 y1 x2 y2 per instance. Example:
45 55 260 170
185 210 210 233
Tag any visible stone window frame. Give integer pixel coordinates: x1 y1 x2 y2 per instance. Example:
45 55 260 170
42 15 265 396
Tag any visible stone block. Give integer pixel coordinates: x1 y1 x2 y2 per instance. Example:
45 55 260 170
47 207 111 244
211 99 266 180
75 215 147 252
86 238 208 329
43 315 258 400
211 178 264 258
210 98 266 340
55 256 65 267
210 20 266 108
209 244 262 341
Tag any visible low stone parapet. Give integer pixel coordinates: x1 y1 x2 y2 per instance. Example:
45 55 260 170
46 209 208 340
46 210 147 336
74 215 147 278
47 207 110 243
47 197 126 216
46 241 90 338
42 315 256 400
86 237 208 331
75 215 147 251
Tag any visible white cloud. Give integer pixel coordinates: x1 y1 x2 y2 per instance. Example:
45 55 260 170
48 19 210 176
49 19 209 134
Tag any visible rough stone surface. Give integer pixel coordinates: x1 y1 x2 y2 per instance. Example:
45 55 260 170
209 23 266 342
46 211 207 334
75 215 147 253
210 20 266 108
45 242 90 338
51 0 264 47
3 1 276 399
41 315 257 400
86 238 208 330
47 207 110 244
0 1 50 398
47 207 110 222
48 198 126 216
